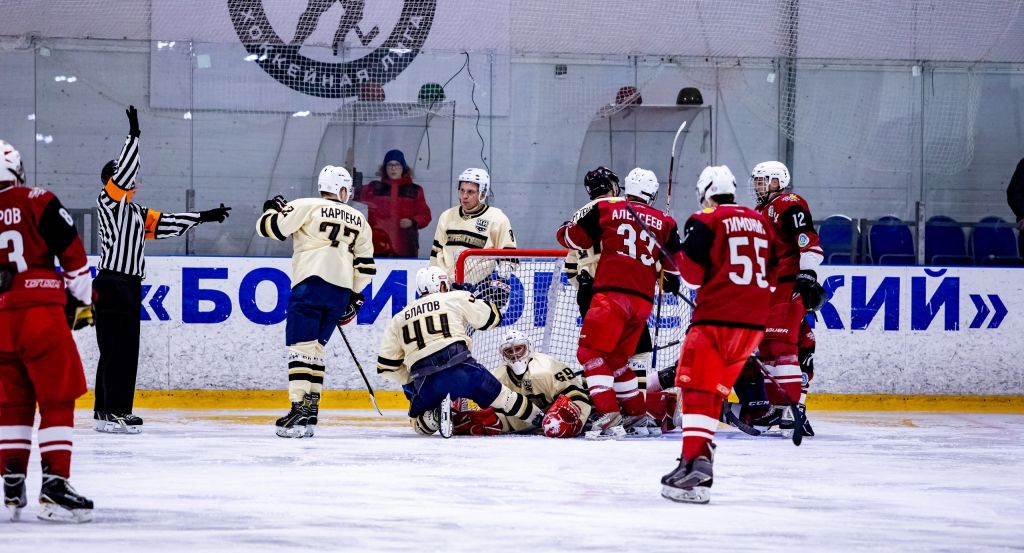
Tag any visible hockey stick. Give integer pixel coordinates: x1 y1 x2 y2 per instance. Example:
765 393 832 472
621 201 696 310
337 324 384 416
748 356 804 446
653 121 689 370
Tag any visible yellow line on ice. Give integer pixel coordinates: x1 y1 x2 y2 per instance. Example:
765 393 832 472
74 391 1024 413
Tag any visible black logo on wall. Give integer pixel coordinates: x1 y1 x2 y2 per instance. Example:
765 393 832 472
228 0 436 99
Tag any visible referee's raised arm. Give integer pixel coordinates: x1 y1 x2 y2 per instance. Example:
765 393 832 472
92 105 232 435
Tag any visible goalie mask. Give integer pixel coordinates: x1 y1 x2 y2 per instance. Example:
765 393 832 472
583 166 620 200
500 330 533 376
1 140 26 187
623 168 659 204
457 167 490 202
319 165 353 201
415 266 449 295
750 160 790 205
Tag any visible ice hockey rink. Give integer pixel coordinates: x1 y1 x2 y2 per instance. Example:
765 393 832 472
5 409 1023 552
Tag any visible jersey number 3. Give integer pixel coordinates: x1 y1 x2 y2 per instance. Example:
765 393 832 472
0 230 27 272
727 236 769 288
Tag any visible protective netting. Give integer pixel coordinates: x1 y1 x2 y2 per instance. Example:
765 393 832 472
458 250 690 374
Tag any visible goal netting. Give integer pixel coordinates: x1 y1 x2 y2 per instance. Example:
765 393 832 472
456 249 691 374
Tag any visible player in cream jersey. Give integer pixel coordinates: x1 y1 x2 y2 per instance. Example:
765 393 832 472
430 168 517 306
376 267 542 436
452 330 593 438
257 165 375 437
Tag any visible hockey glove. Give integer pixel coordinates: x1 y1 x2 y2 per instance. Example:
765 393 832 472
474 276 511 309
198 203 232 223
64 290 94 330
541 395 584 438
661 272 682 295
449 281 476 294
0 264 14 294
262 195 287 213
338 292 365 326
126 105 140 138
453 407 502 436
792 270 827 312
576 270 594 288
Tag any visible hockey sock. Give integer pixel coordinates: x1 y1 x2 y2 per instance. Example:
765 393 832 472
612 361 646 416
0 404 34 476
37 402 75 479
287 342 325 403
579 356 619 414
680 390 721 462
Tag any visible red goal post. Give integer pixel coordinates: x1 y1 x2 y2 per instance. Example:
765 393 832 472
455 248 690 374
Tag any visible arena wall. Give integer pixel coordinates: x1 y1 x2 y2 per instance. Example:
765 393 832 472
70 256 1023 405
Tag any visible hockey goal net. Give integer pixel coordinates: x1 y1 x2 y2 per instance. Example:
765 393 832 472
456 249 691 374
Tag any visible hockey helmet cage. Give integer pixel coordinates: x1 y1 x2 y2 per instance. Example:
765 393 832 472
584 166 620 200
750 160 791 203
415 266 449 295
1 140 26 186
624 167 659 204
500 329 533 376
318 165 353 201
458 167 490 202
696 165 738 202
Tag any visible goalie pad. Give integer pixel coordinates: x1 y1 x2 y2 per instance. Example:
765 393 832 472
453 407 502 436
541 395 584 438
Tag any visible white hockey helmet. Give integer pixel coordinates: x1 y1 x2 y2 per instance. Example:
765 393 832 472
623 168 659 204
457 167 490 202
500 329 533 376
318 165 353 201
750 160 791 203
1 140 26 186
415 266 449 295
696 165 738 202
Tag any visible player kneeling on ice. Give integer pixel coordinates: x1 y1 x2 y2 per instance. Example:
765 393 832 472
256 165 376 438
451 330 593 437
660 166 776 504
376 267 543 437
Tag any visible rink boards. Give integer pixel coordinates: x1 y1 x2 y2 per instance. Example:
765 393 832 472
71 256 1024 409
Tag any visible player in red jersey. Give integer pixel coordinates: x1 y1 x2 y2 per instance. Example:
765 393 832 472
660 165 776 504
747 161 825 431
0 140 94 522
557 168 684 438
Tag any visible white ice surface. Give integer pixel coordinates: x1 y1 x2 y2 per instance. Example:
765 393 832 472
4 410 1023 553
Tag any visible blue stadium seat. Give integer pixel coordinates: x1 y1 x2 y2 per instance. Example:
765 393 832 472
818 215 858 264
970 216 1022 266
924 215 973 266
868 216 916 265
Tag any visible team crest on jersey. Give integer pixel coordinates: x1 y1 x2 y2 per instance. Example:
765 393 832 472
228 1 435 98
767 206 775 218
475 219 489 233
798 233 810 247
522 379 534 394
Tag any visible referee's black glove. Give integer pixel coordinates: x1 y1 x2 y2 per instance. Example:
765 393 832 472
199 203 232 223
126 105 141 138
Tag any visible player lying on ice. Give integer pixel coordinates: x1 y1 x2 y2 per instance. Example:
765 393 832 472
447 330 594 438
375 266 543 437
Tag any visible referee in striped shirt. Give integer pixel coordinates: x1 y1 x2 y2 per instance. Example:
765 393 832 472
92 106 231 434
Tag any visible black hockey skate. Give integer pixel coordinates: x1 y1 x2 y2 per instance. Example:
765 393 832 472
303 392 321 438
38 475 93 523
661 445 716 504
94 412 143 434
275 399 309 438
3 473 27 521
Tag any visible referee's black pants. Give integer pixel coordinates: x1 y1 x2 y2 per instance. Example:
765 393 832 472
93 270 143 415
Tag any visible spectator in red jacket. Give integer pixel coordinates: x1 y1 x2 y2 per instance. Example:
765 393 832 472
354 149 432 258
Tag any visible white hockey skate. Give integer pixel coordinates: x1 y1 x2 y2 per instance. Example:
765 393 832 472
622 414 662 438
584 412 626 440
